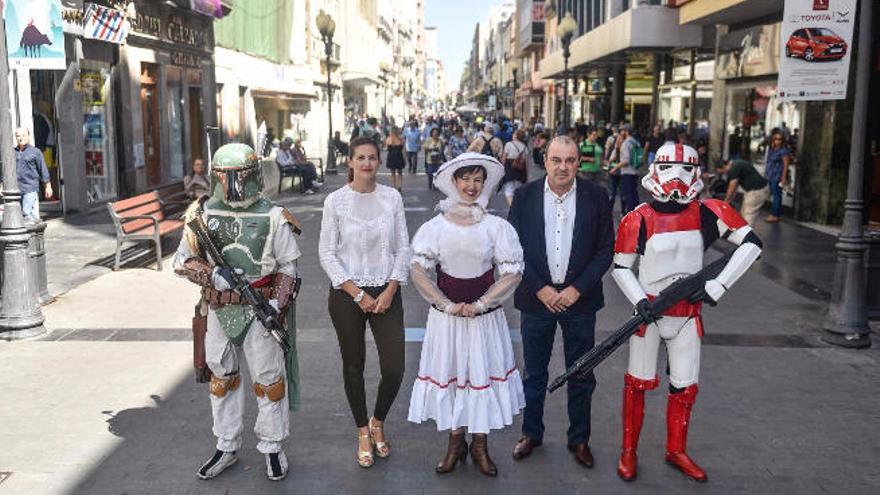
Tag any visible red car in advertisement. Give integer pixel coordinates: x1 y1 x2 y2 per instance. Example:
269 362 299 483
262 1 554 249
785 27 847 61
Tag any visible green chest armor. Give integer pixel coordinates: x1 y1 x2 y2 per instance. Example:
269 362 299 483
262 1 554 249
205 197 275 345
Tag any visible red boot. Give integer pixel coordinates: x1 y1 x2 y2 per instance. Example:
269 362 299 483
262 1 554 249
665 384 707 482
617 373 658 481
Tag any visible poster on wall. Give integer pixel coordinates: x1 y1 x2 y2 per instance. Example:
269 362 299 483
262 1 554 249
778 0 857 101
3 0 67 70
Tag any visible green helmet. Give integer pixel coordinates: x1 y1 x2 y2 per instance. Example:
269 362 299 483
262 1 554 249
210 143 264 205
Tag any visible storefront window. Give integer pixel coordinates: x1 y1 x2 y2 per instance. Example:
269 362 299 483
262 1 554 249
81 61 117 203
29 71 61 209
724 82 801 208
166 67 186 180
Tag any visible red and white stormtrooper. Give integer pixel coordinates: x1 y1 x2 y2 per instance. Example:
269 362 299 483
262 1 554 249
611 143 762 482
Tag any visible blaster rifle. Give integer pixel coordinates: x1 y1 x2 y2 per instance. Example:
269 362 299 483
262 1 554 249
187 215 291 354
547 251 734 392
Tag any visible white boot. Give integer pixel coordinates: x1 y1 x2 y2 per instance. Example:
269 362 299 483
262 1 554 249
196 450 238 480
266 451 289 481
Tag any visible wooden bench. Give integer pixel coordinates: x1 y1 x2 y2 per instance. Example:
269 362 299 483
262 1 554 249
106 191 185 271
156 181 192 212
276 156 324 194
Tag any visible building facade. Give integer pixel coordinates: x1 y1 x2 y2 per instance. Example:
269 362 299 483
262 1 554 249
6 0 228 214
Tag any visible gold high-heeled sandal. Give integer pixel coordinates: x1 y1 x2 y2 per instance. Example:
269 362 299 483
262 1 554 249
369 418 391 459
357 431 374 468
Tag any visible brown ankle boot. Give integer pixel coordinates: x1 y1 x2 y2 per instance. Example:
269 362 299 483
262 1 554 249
435 432 468 473
469 433 498 477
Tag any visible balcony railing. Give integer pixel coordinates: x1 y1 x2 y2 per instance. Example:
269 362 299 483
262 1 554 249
312 37 341 63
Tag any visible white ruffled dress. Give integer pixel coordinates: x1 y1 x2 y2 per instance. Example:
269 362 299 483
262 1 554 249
407 212 526 434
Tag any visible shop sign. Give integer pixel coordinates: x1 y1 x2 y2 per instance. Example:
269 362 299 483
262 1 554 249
166 18 208 49
170 50 203 68
61 0 84 35
3 0 67 69
84 3 129 44
777 0 856 101
129 4 210 52
716 23 780 80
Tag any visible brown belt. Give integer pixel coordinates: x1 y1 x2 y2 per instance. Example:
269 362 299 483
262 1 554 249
202 286 274 307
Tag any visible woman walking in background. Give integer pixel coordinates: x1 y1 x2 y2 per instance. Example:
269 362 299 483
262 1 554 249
446 126 470 160
408 152 525 477
764 129 790 223
499 129 529 206
385 127 406 191
319 136 411 468
423 127 446 191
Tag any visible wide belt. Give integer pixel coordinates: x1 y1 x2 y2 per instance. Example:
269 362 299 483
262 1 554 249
202 285 274 307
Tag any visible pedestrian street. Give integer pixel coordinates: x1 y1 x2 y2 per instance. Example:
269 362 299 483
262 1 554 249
0 164 877 495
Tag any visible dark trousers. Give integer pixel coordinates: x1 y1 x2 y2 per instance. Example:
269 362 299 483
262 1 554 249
406 151 419 173
768 179 783 216
520 311 597 445
607 173 621 211
425 163 440 190
619 174 639 214
328 285 405 428
292 163 317 190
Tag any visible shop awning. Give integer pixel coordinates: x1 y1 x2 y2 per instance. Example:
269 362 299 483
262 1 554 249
678 0 783 26
537 6 703 80
251 89 316 100
343 70 381 90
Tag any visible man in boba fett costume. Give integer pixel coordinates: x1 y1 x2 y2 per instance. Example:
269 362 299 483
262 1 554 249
173 143 302 481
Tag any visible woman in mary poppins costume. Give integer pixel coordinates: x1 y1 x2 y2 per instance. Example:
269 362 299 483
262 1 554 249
407 152 526 477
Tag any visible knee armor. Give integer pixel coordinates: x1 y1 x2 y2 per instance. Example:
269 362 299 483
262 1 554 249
209 373 241 397
253 377 285 402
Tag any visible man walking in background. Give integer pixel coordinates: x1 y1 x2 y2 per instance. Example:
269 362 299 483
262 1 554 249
14 127 52 222
608 125 640 215
403 120 422 174
717 158 769 226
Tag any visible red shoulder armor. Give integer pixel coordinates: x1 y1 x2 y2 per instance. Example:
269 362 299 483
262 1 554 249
614 208 644 254
701 199 748 231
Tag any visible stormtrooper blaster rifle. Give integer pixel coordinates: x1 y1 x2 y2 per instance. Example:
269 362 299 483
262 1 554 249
548 251 734 393
187 215 292 354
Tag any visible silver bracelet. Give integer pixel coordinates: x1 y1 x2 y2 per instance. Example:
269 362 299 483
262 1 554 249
353 289 365 303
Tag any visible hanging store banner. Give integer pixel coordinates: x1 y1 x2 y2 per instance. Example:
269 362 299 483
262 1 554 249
190 0 222 18
778 0 856 101
3 0 67 69
83 3 129 44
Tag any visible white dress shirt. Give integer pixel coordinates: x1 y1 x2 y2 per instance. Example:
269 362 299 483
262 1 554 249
544 178 577 285
319 183 411 288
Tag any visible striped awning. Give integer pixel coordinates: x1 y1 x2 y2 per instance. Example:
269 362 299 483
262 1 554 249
84 3 129 45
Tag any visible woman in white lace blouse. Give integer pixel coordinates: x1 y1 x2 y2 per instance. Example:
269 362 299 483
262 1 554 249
318 136 411 468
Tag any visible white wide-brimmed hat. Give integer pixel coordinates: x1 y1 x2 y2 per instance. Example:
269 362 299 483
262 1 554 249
433 152 504 208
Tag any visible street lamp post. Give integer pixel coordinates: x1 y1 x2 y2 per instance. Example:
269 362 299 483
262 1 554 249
0 15 45 339
379 61 390 121
316 11 338 175
510 59 519 122
824 0 873 348
558 13 577 132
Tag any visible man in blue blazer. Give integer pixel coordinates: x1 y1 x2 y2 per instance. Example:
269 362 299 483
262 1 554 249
508 136 614 467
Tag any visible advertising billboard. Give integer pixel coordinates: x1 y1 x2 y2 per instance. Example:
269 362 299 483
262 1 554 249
778 0 857 101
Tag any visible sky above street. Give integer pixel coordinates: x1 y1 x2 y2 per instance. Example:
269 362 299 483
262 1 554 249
425 0 503 93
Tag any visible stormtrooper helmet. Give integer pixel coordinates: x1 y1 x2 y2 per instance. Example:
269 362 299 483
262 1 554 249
641 143 703 204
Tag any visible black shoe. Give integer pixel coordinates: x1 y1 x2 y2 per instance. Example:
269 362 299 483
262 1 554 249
197 450 238 480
